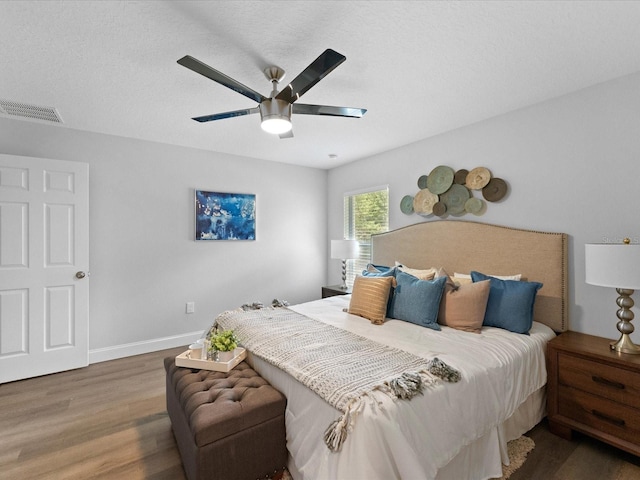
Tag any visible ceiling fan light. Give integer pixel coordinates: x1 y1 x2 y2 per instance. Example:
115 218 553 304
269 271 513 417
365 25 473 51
259 99 292 134
261 117 292 135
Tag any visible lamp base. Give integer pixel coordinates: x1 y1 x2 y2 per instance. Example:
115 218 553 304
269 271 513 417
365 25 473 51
340 259 348 290
610 334 640 354
610 288 640 354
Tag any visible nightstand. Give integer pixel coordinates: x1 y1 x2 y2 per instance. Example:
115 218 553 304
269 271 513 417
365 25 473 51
547 331 640 457
321 284 352 298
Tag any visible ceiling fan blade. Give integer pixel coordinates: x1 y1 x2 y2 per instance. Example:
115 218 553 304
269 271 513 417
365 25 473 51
275 49 346 103
279 130 294 139
192 107 259 123
292 104 367 118
178 55 266 104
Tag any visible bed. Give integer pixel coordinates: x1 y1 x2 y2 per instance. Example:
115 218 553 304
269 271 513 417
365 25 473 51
216 220 568 480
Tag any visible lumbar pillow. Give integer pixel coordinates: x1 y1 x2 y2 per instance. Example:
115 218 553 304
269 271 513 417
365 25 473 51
388 271 447 330
470 271 542 334
347 275 396 325
436 270 490 334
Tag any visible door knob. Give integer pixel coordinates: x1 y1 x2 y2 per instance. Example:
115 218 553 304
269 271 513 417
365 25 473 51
75 271 86 279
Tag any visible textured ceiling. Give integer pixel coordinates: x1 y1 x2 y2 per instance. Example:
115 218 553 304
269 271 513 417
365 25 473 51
2 1 640 169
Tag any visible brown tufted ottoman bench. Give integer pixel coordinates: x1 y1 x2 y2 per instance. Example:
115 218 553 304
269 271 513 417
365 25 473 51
164 358 288 480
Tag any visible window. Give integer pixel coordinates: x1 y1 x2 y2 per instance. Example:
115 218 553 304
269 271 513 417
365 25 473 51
343 186 389 287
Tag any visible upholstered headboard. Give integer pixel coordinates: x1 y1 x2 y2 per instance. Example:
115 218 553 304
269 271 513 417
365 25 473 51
371 221 569 332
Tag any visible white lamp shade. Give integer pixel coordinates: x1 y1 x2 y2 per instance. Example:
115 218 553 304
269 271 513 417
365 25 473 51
585 243 640 289
331 239 359 260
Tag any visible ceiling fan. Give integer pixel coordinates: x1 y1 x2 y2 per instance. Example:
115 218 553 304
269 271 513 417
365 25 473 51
177 49 367 138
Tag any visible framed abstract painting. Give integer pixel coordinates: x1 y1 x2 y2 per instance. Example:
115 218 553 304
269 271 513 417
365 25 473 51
195 190 256 241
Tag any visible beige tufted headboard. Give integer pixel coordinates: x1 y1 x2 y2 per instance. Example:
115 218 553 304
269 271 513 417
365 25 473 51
371 221 569 332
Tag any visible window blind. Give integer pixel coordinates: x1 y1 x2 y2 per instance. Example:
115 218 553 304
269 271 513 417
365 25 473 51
343 186 389 287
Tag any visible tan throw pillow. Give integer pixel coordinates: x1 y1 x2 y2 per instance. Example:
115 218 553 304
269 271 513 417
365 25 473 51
437 272 491 333
348 275 395 325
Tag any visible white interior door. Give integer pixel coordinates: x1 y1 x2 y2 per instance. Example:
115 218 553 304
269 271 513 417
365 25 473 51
0 154 89 383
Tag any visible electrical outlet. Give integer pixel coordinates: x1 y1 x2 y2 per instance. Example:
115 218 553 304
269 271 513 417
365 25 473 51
186 302 195 314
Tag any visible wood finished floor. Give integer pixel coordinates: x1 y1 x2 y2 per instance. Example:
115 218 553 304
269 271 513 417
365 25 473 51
1 346 640 480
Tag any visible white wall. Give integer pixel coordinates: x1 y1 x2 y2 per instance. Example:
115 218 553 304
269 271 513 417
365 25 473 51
0 119 327 361
328 71 640 343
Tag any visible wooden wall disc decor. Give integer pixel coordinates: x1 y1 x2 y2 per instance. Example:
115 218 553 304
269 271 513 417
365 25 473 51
413 188 438 215
426 165 455 194
466 167 491 190
400 195 414 214
432 201 447 217
454 169 469 185
482 177 507 202
401 165 509 216
440 184 470 214
464 197 483 215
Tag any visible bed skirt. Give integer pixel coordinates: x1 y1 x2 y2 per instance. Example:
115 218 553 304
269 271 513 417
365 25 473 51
248 351 545 480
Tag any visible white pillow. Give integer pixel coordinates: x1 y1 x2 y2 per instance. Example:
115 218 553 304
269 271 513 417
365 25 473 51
395 261 437 280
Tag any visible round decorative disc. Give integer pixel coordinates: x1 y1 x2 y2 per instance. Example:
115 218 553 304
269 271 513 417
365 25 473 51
466 167 491 190
454 169 469 185
413 189 438 215
426 165 455 194
464 197 483 215
440 184 470 215
400 195 414 214
432 201 447 217
417 175 428 189
482 177 508 202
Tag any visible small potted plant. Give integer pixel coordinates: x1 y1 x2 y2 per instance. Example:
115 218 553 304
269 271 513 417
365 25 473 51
209 329 239 362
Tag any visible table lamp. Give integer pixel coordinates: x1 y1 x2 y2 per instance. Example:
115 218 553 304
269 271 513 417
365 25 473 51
585 238 640 354
331 239 359 289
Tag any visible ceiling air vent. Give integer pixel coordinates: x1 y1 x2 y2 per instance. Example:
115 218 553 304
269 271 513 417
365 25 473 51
0 100 63 123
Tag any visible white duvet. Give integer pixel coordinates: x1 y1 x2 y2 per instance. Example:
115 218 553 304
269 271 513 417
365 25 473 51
246 295 556 480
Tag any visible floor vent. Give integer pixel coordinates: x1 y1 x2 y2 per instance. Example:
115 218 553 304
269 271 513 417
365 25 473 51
0 100 63 123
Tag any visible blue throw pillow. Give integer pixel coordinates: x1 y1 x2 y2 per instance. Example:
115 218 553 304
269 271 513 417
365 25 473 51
388 271 446 330
470 271 543 334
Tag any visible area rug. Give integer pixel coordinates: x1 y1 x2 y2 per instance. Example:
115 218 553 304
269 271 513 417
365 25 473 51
494 435 535 480
269 436 534 480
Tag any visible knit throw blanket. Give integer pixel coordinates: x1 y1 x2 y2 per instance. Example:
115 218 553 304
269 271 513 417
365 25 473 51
215 307 461 452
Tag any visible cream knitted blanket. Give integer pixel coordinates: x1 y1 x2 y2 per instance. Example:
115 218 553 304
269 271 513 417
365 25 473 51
215 306 460 451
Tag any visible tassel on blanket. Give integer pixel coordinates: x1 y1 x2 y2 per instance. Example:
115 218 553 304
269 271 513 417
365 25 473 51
324 417 348 452
323 401 358 452
388 372 424 399
241 302 264 311
427 357 461 383
240 299 289 310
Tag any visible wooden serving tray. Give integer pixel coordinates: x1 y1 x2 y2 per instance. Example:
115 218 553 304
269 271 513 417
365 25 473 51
175 347 246 372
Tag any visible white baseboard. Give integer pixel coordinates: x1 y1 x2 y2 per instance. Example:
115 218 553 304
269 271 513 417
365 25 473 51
89 330 202 364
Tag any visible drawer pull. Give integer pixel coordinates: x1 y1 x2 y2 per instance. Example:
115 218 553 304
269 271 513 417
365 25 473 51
592 375 625 390
592 410 626 427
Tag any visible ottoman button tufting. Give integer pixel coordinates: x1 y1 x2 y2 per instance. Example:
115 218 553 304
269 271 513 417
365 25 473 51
165 357 287 480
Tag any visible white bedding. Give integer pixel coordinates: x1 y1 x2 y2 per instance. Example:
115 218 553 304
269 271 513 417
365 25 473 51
245 295 556 480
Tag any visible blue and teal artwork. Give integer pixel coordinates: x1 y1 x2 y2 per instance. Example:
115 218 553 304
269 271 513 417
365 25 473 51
195 190 256 240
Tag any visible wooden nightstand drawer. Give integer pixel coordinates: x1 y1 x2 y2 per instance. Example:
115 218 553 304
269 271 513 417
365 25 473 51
547 331 640 456
558 352 640 409
558 385 640 445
